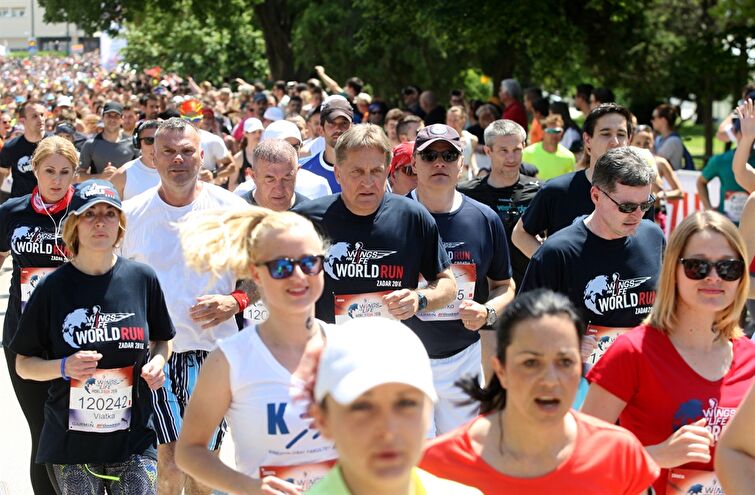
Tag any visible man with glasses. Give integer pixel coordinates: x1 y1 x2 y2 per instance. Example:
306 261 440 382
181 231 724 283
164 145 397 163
522 114 576 180
301 96 353 193
520 147 665 367
78 101 138 181
388 141 418 195
110 120 161 200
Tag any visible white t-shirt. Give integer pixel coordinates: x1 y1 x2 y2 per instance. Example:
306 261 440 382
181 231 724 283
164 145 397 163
234 167 332 200
199 129 229 171
121 183 249 353
216 323 337 482
119 157 161 200
302 136 325 157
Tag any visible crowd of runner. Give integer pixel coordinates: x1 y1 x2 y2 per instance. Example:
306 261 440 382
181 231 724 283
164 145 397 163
1 50 755 494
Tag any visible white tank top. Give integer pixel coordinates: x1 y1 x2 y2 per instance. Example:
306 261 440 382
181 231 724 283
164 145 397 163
122 158 161 200
216 323 338 489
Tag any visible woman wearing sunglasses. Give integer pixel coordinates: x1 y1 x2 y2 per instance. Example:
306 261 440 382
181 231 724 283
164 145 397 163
174 207 337 495
583 210 755 495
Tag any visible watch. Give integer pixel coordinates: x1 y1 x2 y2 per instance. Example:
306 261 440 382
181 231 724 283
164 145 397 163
417 291 428 311
484 304 498 326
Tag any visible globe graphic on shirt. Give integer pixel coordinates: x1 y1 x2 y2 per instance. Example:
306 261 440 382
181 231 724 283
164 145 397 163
62 307 91 349
324 242 351 280
583 274 612 316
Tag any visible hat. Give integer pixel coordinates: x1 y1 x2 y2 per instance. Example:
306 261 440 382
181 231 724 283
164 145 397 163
69 180 122 216
201 107 214 118
102 101 123 116
56 95 72 108
320 96 353 123
54 122 76 136
253 92 268 103
414 124 463 153
389 141 415 176
243 117 264 133
263 107 284 122
262 119 302 145
314 317 437 405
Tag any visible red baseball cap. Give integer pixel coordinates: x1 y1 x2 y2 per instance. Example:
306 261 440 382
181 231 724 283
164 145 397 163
389 141 415 176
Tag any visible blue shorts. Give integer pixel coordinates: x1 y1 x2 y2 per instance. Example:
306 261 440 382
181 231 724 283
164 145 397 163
151 350 226 449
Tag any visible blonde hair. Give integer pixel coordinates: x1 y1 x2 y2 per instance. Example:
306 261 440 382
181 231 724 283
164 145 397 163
62 210 127 258
646 211 749 339
334 124 391 168
180 207 325 280
31 136 79 171
447 105 467 120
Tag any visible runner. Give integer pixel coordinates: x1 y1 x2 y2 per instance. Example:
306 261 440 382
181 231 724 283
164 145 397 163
229 117 263 190
0 100 48 198
420 289 660 494
715 382 755 492
308 317 482 494
237 139 309 210
300 97 354 193
583 211 755 495
120 118 250 495
110 120 161 200
78 102 138 181
0 135 75 495
409 124 515 434
174 207 337 494
9 179 174 495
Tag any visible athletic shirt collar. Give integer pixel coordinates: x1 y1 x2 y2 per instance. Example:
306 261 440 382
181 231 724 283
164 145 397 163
30 185 74 215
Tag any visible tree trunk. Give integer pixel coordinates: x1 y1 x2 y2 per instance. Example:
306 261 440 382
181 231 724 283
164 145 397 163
252 0 298 80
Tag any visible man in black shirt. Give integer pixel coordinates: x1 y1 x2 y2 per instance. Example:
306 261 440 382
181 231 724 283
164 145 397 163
458 119 540 287
0 100 48 198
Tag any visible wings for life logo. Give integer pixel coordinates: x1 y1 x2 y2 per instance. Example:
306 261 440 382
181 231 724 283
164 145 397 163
442 241 473 262
62 306 143 349
17 155 33 173
324 241 402 283
672 398 736 442
80 182 117 198
11 226 65 258
583 272 655 316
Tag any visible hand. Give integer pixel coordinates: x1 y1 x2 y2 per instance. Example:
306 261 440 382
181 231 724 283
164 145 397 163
581 334 598 363
383 289 419 320
458 300 486 331
189 294 240 329
64 350 102 381
736 98 755 141
258 475 302 495
198 169 214 183
314 65 325 75
101 163 117 180
648 418 713 468
140 355 166 391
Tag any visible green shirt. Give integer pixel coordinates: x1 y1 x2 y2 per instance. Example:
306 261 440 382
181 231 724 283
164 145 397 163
306 465 482 494
701 148 753 224
522 142 575 181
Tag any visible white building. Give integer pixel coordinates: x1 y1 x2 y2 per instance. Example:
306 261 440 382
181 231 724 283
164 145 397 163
0 0 95 53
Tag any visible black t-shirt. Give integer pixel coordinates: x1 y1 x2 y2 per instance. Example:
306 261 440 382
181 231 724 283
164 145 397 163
458 174 540 287
0 134 41 198
0 195 68 345
293 194 450 354
409 192 512 356
424 105 447 126
9 257 175 464
242 190 309 209
519 218 665 330
521 170 654 237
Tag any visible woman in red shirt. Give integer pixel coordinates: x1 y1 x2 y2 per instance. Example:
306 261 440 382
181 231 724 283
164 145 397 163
583 211 754 495
420 289 659 494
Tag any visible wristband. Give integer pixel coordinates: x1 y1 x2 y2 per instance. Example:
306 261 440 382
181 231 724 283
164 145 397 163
61 357 70 381
230 289 249 312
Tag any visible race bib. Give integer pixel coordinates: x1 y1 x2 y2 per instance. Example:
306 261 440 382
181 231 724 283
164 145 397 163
69 365 133 433
334 291 393 324
20 267 56 312
666 468 722 494
723 191 747 223
260 459 336 491
585 325 632 365
416 264 476 321
243 300 270 326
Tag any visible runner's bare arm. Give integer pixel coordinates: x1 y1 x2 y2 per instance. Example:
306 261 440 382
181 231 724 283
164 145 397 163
189 294 240 329
383 267 456 320
459 277 515 331
739 193 755 299
695 175 713 210
314 66 344 94
0 168 8 181
16 351 102 381
109 167 127 199
0 251 8 270
141 339 172 390
715 383 755 493
512 218 542 258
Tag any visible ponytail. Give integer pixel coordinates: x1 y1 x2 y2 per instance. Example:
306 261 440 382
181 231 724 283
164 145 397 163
457 374 507 415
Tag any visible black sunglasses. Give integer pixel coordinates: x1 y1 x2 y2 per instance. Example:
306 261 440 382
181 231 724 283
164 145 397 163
418 149 461 163
597 187 655 213
679 258 745 282
139 136 155 145
257 255 324 279
399 166 416 177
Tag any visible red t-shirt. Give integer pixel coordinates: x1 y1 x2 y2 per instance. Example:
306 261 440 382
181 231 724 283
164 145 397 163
502 100 528 133
420 410 659 495
587 323 755 495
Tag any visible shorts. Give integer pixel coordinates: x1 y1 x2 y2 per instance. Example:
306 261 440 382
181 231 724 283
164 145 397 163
428 340 482 437
151 350 226 449
51 454 157 495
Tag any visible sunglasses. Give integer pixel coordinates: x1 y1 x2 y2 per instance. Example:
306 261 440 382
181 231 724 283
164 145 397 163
257 255 324 279
544 127 563 134
139 137 155 145
597 187 655 213
398 166 416 177
679 258 745 282
418 149 461 163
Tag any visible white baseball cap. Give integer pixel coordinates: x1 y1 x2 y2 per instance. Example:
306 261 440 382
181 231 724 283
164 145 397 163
262 119 302 145
56 95 72 108
263 106 284 122
314 318 437 405
243 117 264 133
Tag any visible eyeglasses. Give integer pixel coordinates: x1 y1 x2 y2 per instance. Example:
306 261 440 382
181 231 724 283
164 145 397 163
679 258 745 281
257 255 324 279
398 166 416 177
597 187 655 213
418 149 461 163
139 137 155 145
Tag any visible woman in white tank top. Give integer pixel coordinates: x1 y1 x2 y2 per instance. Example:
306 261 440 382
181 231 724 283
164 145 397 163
174 207 337 494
